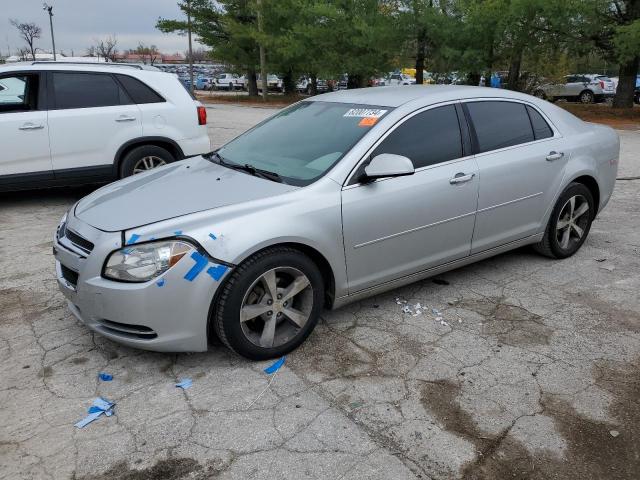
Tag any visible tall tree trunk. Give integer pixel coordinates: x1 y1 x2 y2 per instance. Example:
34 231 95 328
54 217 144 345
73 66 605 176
467 72 481 86
612 55 639 109
283 68 296 94
246 68 258 97
310 75 318 96
506 50 522 91
415 28 427 85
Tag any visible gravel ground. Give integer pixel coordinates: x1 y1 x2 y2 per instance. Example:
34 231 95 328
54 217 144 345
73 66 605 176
1 104 639 480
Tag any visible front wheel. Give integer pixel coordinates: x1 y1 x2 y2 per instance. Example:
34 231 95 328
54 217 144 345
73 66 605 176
212 247 324 360
534 183 594 259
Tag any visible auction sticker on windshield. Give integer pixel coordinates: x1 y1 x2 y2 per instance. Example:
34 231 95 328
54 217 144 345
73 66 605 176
343 108 388 118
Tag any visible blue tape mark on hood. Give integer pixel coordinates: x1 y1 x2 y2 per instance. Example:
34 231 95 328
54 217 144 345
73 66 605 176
264 356 286 374
206 264 228 281
208 233 217 240
126 234 140 245
184 252 208 281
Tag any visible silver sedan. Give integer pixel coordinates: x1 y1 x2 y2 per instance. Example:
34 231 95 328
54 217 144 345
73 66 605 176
53 86 619 360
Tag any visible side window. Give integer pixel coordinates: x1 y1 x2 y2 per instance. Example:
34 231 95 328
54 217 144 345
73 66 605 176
0 74 38 113
52 72 130 109
466 101 534 153
526 106 553 140
372 105 463 169
116 74 165 104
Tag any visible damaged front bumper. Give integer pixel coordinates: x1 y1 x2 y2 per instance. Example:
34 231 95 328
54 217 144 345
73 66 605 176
53 211 230 352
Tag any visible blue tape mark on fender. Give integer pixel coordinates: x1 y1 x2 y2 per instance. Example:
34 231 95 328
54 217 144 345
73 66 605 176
156 278 165 287
264 356 286 374
206 264 229 281
126 234 140 245
174 230 183 235
208 233 217 240
184 252 208 281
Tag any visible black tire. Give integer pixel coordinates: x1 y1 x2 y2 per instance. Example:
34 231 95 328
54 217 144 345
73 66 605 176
212 246 324 360
534 182 595 259
119 145 175 178
579 90 595 104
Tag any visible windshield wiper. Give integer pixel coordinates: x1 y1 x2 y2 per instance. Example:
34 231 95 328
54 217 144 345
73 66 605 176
206 151 284 183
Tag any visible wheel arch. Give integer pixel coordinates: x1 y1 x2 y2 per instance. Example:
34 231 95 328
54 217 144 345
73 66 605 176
570 174 600 218
114 137 185 177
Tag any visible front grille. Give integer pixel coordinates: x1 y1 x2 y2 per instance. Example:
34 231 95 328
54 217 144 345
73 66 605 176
60 264 79 286
64 229 95 254
98 319 158 340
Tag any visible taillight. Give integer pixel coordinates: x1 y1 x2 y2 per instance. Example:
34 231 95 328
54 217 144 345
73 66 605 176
197 106 207 125
599 81 605 89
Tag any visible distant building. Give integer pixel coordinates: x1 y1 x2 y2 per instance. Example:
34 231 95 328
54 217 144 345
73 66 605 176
112 52 186 65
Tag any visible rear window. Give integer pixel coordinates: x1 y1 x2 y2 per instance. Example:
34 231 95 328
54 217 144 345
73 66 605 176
52 72 130 109
466 101 534 153
116 74 165 104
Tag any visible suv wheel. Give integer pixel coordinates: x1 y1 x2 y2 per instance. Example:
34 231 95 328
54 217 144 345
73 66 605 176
534 182 594 259
212 246 324 360
120 145 175 178
579 90 595 104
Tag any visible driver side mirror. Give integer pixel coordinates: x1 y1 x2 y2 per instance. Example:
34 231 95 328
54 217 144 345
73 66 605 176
363 154 415 181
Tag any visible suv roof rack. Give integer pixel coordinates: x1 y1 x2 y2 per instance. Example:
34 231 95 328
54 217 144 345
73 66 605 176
31 61 160 71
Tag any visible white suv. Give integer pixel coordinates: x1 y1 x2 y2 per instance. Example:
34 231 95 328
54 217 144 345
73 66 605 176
0 62 211 191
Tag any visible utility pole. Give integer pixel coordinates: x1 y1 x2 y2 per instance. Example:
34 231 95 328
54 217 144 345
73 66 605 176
257 0 267 100
43 3 56 60
187 0 194 95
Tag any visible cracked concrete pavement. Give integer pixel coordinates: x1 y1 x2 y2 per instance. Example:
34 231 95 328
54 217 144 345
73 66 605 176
1 103 639 479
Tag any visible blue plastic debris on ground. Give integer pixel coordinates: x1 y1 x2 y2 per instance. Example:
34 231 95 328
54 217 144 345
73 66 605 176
74 397 115 429
264 356 286 374
206 264 228 281
126 234 140 245
184 252 208 281
176 378 192 390
98 372 113 381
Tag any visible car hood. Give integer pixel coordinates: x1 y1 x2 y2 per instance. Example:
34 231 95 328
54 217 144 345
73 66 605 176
74 156 297 232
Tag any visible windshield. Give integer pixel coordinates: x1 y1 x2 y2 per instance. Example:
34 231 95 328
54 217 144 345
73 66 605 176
217 101 391 186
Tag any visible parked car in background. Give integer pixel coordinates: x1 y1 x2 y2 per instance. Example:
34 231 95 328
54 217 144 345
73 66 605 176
257 74 284 92
195 76 215 90
0 62 210 191
213 73 245 91
386 72 416 86
296 77 329 94
535 74 615 103
53 85 618 360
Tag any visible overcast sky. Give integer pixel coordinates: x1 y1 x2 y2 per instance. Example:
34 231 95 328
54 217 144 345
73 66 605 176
1 1 198 57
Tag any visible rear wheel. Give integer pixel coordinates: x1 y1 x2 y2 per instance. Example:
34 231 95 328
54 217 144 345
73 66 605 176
579 90 595 104
212 247 324 360
120 145 175 178
534 183 594 259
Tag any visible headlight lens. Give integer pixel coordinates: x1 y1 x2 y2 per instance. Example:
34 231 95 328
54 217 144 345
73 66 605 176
103 240 194 282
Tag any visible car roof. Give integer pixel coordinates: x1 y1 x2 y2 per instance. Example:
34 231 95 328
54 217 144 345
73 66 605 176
0 62 162 74
309 85 540 108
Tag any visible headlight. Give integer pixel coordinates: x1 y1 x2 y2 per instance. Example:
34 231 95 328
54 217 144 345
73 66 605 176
103 240 194 282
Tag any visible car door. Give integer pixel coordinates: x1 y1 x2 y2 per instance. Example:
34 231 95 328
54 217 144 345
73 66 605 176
46 71 142 176
341 103 479 293
0 72 53 182
463 100 568 254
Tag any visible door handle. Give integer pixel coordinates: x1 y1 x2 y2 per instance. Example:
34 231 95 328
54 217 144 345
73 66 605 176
546 151 564 161
449 172 475 184
115 115 136 122
19 123 44 130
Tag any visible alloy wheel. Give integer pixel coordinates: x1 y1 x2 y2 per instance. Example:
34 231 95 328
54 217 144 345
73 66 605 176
555 194 590 250
132 156 167 174
240 267 314 349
